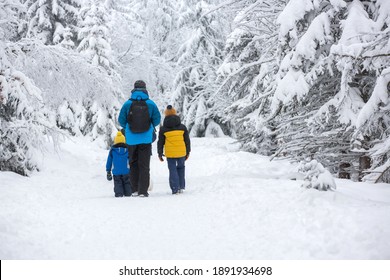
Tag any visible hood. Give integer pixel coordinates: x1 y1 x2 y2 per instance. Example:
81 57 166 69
131 89 149 100
163 115 181 128
111 145 128 155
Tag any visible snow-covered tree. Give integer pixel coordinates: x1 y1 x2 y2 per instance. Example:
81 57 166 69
74 0 123 146
77 0 114 72
264 0 390 181
7 39 122 146
268 0 349 174
215 0 284 153
1 1 57 175
347 0 390 182
299 159 336 191
0 41 57 175
25 0 81 46
353 69 390 182
108 0 182 104
172 0 227 137
0 0 25 41
145 0 182 102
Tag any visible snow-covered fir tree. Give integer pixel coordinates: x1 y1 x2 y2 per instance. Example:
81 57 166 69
25 0 81 46
0 0 25 41
73 0 124 146
77 0 114 73
261 0 390 181
215 0 285 153
172 0 227 137
299 159 336 191
269 0 349 174
345 0 390 182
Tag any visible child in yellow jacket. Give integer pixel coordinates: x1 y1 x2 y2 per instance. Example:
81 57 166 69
157 105 191 195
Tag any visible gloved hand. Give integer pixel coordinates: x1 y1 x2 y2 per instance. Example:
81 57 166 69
107 171 112 181
158 155 164 162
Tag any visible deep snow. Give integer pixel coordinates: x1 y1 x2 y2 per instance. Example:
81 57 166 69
1 137 390 259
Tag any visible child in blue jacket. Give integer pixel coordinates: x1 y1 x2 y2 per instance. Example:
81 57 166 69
106 131 131 197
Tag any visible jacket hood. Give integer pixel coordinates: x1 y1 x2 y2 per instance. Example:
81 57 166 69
163 115 181 128
131 89 149 100
111 145 128 156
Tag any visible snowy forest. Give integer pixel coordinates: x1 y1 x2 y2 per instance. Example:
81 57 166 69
1 0 390 184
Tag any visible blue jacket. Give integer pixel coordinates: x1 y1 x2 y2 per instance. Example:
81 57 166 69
118 89 161 145
106 144 130 175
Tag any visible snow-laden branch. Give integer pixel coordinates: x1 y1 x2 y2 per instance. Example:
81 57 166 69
213 57 275 99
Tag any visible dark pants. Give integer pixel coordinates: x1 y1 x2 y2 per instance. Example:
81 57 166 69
167 157 186 194
128 144 151 196
113 174 132 197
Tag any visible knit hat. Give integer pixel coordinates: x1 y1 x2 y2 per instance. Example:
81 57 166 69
114 131 125 145
164 105 177 116
134 80 146 89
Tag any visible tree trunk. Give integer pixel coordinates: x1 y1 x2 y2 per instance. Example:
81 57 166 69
359 155 371 182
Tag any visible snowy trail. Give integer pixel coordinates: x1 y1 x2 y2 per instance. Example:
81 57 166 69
1 137 390 259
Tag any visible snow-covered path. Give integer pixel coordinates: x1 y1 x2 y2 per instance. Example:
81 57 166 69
1 137 390 259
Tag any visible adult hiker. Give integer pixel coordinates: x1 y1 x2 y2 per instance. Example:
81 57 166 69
157 105 191 195
118 80 161 197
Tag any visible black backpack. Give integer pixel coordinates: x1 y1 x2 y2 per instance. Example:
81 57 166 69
127 98 151 133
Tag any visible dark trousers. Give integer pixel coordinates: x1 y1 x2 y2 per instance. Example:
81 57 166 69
167 157 186 194
128 144 151 195
113 174 132 197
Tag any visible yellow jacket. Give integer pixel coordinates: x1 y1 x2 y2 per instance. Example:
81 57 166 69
157 115 191 158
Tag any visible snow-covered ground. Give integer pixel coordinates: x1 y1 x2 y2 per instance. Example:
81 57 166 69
1 137 390 260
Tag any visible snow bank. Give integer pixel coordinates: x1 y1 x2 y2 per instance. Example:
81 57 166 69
1 137 389 259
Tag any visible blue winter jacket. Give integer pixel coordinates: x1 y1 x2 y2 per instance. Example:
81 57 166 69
118 89 161 145
106 145 130 175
